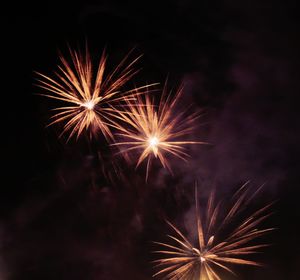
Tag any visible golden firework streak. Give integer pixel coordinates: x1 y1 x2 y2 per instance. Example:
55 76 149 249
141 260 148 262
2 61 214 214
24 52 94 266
35 46 150 141
112 84 207 180
153 182 275 279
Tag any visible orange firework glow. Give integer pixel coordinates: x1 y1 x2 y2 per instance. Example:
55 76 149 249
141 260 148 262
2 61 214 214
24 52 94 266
35 46 148 141
112 84 207 180
153 182 275 279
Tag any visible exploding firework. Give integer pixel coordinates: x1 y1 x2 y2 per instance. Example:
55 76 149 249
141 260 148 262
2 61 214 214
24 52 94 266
112 84 206 180
153 182 275 279
35 46 147 141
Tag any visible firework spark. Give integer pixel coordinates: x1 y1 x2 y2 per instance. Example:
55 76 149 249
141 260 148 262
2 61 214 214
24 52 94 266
112 84 207 180
35 46 147 141
153 182 275 279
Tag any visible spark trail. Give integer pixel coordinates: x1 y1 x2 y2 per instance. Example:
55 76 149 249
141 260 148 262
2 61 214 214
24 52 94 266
112 84 206 180
153 182 275 279
36 46 147 141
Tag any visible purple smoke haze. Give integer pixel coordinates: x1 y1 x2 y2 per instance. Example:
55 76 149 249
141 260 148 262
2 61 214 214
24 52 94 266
1 0 299 279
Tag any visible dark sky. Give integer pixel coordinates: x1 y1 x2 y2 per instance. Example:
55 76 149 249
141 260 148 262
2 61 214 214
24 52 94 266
1 1 300 279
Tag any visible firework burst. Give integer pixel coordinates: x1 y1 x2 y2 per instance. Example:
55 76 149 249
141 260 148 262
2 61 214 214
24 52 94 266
35 46 147 141
112 84 207 180
153 182 275 279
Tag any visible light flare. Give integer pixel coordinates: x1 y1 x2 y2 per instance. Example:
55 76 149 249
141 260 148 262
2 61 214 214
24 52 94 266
200 256 206 263
81 100 95 110
148 136 160 156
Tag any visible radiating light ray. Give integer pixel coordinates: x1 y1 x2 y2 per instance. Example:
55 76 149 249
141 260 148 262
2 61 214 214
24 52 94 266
153 182 275 279
111 84 207 180
35 46 149 141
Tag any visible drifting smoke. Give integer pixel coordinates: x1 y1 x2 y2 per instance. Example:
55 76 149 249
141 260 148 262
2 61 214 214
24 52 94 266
1 0 299 279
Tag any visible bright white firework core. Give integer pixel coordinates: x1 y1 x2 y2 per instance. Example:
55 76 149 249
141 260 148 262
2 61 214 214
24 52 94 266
82 100 95 110
200 257 206 262
148 136 159 148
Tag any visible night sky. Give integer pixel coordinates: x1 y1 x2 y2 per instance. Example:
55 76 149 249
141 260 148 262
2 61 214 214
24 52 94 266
1 1 300 279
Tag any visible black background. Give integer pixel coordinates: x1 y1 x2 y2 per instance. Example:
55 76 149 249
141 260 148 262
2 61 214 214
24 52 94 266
1 1 300 279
